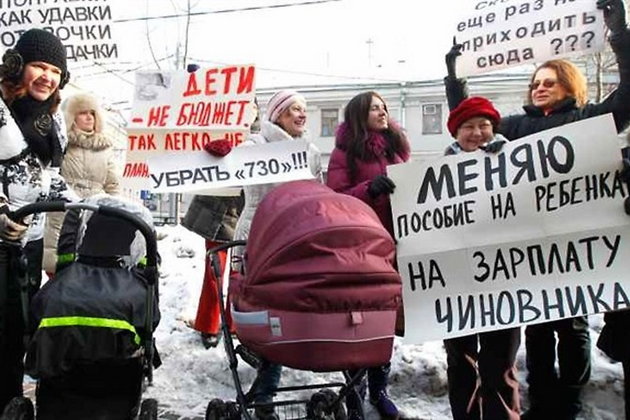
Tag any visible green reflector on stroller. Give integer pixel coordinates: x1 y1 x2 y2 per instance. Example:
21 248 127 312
57 253 76 264
38 316 141 345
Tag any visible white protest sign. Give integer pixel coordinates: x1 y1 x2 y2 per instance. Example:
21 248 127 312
454 0 606 77
389 114 630 343
123 65 257 190
147 140 315 193
0 2 119 62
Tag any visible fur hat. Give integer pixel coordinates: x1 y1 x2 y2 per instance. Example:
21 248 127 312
63 93 105 133
447 96 501 137
265 90 305 123
0 28 70 89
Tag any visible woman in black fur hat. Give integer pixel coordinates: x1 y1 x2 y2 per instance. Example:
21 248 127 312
0 28 77 416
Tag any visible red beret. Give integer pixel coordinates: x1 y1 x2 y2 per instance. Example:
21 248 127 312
447 96 501 137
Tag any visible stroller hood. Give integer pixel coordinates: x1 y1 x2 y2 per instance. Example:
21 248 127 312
233 180 401 314
57 193 154 268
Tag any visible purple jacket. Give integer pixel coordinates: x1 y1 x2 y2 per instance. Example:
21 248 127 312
326 123 409 236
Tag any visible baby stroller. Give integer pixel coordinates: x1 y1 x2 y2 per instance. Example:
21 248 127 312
205 180 402 420
4 195 161 420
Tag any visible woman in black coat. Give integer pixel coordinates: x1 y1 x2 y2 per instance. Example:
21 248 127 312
444 1 630 419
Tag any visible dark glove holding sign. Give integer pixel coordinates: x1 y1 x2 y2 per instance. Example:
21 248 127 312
445 37 463 79
597 0 627 34
368 174 396 199
481 139 507 154
0 203 28 241
187 63 235 158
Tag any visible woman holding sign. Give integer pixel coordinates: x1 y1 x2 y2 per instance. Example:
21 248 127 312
0 29 77 415
444 1 630 419
205 89 322 420
443 97 520 420
326 91 410 420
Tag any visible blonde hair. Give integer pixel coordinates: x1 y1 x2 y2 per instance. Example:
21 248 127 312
527 59 588 107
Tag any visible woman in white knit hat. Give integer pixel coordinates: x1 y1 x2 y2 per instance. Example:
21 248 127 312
42 93 121 276
204 89 322 420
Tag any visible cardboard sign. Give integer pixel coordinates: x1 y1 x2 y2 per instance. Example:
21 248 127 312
389 114 630 343
147 140 316 193
0 3 120 62
454 0 606 76
123 65 257 190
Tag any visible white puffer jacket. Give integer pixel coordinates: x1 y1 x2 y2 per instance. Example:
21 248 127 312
0 98 77 245
42 130 121 272
233 121 322 252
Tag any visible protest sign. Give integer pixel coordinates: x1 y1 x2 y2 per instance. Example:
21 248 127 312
453 0 607 77
146 140 316 193
389 114 630 343
0 1 119 62
124 65 257 190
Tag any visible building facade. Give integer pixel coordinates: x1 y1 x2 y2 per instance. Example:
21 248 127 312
255 73 533 169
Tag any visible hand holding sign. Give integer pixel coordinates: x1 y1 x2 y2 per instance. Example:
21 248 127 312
597 0 628 34
445 37 463 79
204 139 233 157
368 175 396 198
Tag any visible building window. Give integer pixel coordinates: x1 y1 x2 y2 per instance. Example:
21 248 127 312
422 104 442 135
321 109 338 137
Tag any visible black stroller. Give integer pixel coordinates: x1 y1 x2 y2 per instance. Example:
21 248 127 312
4 195 160 420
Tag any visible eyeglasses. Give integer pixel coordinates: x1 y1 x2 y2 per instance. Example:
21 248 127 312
529 79 557 90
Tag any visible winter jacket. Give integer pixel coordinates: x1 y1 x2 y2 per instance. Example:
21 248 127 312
326 123 410 236
445 30 630 138
181 194 244 242
0 97 77 245
42 130 121 273
234 120 322 246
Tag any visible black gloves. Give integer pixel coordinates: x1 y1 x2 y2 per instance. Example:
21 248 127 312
597 0 627 34
0 204 27 241
481 139 507 154
187 63 200 73
368 175 396 198
445 38 463 79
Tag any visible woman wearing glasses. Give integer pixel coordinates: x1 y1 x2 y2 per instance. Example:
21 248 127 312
443 1 630 418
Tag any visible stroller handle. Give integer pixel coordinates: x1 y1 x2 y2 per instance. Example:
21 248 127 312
10 201 159 270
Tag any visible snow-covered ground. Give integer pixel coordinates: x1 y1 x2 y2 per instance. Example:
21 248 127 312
147 224 626 419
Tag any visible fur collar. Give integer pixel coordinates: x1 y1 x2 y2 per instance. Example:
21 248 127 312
249 120 308 145
67 130 112 151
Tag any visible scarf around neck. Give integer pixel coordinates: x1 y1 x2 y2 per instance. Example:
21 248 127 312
10 94 62 167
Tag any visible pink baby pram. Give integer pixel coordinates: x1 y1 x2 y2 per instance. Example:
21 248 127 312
205 180 401 420
230 180 401 371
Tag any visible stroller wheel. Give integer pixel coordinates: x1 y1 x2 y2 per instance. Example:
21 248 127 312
138 398 158 420
307 389 347 420
1 397 34 420
225 402 241 420
206 398 227 420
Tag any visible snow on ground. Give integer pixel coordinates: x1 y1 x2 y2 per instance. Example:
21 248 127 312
147 224 626 419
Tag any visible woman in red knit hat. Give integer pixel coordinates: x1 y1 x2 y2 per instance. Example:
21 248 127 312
443 97 521 420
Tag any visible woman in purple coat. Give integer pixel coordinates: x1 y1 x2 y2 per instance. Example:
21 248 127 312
326 91 409 420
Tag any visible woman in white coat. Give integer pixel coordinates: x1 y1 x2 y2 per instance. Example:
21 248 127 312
43 93 121 275
204 89 321 420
